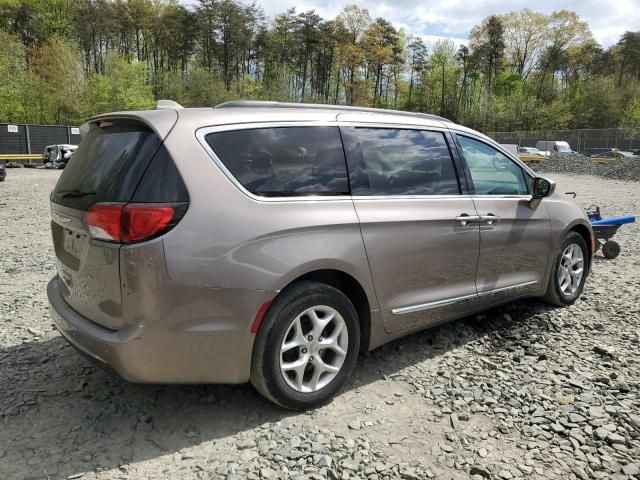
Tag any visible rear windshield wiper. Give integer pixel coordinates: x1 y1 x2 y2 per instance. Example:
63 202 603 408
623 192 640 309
57 189 97 198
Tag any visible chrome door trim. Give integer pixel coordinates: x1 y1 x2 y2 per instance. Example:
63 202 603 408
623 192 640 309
477 280 538 297
391 293 478 315
391 280 538 315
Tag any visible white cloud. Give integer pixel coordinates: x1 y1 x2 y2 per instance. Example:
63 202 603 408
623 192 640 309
254 0 640 47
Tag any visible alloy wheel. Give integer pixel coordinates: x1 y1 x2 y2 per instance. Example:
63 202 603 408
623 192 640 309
557 243 584 296
279 305 349 393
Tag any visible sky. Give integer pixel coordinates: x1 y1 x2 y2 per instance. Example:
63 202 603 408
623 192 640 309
254 0 640 49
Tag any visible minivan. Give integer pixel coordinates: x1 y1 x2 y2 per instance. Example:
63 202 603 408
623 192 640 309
535 140 572 154
47 101 594 409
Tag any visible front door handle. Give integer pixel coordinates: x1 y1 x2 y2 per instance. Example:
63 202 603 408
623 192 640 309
455 214 481 226
480 214 501 225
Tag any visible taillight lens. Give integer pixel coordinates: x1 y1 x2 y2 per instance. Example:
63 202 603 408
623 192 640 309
84 203 185 244
85 203 124 241
122 205 175 243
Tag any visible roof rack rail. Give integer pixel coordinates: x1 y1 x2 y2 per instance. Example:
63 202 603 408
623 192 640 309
214 100 451 123
155 99 183 110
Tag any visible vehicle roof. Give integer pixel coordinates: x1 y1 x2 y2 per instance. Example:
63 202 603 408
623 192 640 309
90 101 457 130
88 100 510 152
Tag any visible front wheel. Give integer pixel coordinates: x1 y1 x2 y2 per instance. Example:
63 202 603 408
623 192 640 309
250 281 360 410
542 232 588 306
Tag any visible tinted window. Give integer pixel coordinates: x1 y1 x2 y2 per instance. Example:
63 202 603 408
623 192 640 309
457 135 529 195
132 144 189 203
51 121 162 210
350 128 459 196
205 127 348 197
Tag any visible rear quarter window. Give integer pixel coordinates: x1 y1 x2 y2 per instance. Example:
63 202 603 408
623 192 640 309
204 126 349 197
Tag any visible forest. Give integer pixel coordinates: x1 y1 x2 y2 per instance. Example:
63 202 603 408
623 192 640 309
1 0 639 132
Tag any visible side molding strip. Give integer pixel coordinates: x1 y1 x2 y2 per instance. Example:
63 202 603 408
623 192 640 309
391 280 538 315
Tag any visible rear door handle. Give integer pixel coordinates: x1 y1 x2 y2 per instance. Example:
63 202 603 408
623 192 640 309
479 214 501 225
455 214 481 226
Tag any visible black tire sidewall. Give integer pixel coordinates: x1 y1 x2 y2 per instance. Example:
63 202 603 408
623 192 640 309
254 282 360 410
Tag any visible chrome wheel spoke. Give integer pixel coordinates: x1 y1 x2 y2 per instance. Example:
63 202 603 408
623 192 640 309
279 305 349 393
282 318 306 353
309 308 335 339
319 322 347 356
558 243 584 295
281 356 309 390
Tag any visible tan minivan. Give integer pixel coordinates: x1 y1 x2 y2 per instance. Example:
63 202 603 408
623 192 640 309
47 101 593 409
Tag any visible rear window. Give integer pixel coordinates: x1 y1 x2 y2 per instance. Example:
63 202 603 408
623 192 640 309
205 126 349 197
51 121 162 210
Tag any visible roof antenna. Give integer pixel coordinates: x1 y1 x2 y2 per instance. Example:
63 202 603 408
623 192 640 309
155 99 183 110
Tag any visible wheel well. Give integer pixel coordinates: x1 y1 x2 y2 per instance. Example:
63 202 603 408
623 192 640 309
286 270 372 352
570 224 593 269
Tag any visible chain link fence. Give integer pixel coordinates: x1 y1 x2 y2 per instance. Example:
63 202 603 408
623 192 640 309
0 123 81 156
486 128 640 153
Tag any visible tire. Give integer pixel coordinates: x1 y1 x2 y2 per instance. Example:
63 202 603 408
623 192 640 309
602 240 620 259
250 280 360 410
542 232 589 306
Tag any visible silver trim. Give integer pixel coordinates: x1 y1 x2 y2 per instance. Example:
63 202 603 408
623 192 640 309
337 120 449 131
350 194 532 201
391 280 538 315
196 122 536 204
477 280 538 297
392 293 478 315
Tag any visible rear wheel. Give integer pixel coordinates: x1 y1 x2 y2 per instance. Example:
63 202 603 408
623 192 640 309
542 232 588 306
250 281 360 410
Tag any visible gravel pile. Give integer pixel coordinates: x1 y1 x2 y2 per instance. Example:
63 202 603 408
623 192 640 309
597 157 640 181
533 153 598 176
1 170 639 480
532 153 640 182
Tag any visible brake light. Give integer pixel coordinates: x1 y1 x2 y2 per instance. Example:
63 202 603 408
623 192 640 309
85 204 124 241
84 203 182 244
123 205 175 243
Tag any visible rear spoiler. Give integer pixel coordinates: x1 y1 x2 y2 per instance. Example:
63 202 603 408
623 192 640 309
155 99 183 110
80 109 179 142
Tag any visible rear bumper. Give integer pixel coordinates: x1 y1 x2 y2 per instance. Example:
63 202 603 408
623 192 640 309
47 276 272 384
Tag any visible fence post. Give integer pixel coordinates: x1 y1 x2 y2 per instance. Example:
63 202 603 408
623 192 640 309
25 125 31 155
67 126 71 144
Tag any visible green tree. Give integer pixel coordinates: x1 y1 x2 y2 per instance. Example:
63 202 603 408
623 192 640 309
0 30 27 122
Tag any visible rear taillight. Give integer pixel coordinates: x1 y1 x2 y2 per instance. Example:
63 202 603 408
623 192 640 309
84 203 186 244
85 203 124 241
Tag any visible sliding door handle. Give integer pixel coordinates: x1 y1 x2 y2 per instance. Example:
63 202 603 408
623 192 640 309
455 214 481 226
480 214 501 225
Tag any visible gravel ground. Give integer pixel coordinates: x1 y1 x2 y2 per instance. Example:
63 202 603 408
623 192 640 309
1 169 639 480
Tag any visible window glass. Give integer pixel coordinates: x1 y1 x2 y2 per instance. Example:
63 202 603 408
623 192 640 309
457 136 529 195
205 127 348 197
350 128 460 196
51 121 162 210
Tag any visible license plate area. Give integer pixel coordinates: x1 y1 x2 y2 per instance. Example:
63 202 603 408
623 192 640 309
63 228 84 256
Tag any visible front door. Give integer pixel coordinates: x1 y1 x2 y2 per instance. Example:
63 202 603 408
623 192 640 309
454 134 551 304
341 125 481 334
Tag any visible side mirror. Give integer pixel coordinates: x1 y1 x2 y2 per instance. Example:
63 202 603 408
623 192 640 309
532 177 555 199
